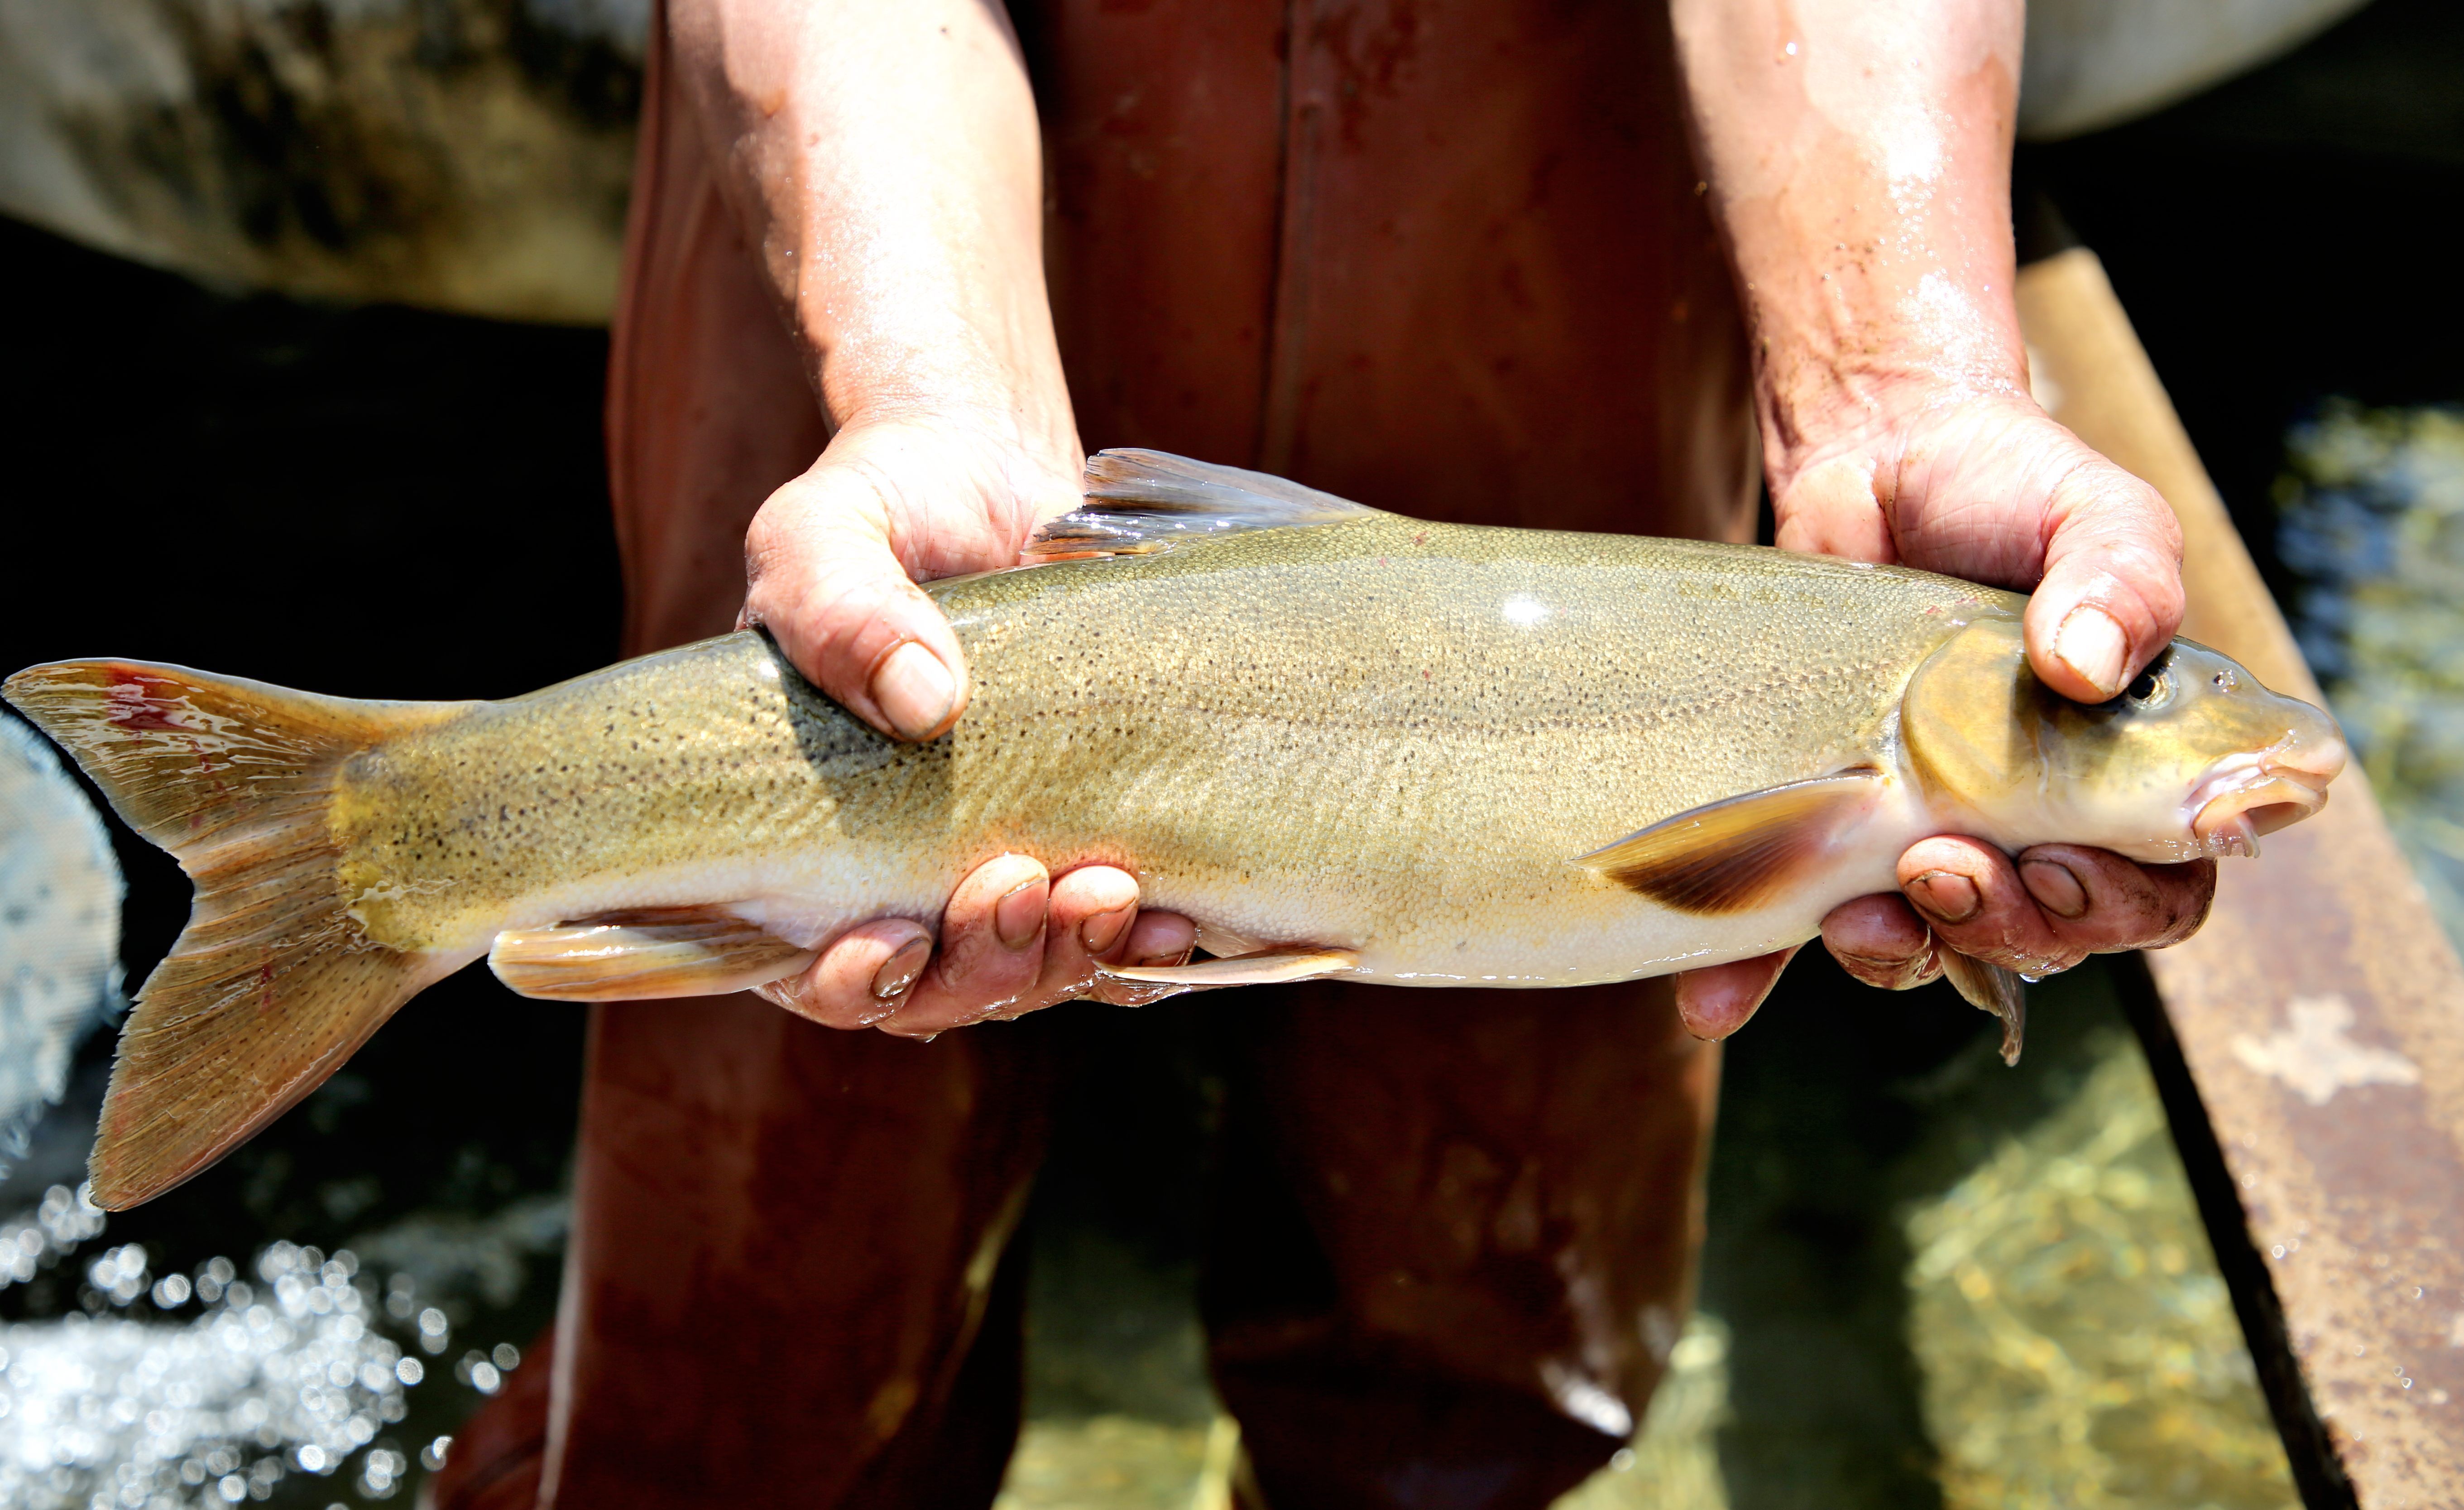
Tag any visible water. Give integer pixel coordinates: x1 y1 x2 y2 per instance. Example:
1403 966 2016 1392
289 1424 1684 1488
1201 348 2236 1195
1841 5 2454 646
0 1188 562 1510
2274 401 2464 951
0 718 121 1179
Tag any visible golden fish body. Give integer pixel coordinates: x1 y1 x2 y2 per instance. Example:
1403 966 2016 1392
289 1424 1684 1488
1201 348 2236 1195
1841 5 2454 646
5 451 2345 1207
343 522 1994 985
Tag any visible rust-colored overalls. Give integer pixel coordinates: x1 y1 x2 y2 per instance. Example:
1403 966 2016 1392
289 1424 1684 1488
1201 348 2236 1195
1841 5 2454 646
436 2 1755 1506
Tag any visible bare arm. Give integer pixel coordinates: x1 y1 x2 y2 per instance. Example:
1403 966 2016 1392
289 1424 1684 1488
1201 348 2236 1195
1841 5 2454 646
670 0 1191 1032
1670 0 2212 1034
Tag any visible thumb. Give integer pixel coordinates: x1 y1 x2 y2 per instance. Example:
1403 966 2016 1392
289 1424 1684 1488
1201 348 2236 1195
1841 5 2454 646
742 465 974 741
2022 458 2186 703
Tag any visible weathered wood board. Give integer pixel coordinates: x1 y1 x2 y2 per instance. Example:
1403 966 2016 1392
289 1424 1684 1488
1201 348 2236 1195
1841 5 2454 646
2018 248 2464 1509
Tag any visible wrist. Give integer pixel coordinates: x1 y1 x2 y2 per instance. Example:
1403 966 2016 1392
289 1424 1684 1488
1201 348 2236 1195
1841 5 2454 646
1759 354 2034 502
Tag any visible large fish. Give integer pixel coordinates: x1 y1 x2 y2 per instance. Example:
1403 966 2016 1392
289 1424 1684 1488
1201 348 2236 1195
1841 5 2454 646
7 452 2344 1210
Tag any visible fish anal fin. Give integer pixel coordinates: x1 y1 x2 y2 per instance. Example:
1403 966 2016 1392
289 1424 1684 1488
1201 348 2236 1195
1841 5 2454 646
1575 769 1887 915
489 907 815 1002
1941 952 2028 1065
1024 450 1384 561
1101 945 1359 990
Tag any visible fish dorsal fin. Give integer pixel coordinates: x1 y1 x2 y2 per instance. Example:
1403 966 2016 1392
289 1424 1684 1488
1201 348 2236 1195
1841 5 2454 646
1574 769 1888 914
1024 450 1385 561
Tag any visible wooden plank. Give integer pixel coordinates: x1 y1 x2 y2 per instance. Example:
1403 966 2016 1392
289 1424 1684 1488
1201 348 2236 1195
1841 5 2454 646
2017 248 2464 1508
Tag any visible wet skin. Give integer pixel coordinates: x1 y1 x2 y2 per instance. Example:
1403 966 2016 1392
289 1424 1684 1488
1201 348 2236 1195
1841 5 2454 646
672 0 2212 1039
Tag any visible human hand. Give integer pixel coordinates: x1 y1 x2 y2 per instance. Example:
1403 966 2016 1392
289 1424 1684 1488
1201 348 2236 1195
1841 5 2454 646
742 418 1196 1034
1670 394 2216 1040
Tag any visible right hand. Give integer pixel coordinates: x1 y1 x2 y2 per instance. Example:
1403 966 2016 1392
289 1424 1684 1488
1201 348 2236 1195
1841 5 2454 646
742 417 1196 1036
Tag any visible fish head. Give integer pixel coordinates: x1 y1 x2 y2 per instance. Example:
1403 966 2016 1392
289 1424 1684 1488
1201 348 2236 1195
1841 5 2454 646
1901 615 2346 863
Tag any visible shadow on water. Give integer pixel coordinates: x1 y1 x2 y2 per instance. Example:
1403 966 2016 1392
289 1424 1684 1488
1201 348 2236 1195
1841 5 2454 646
1703 956 2297 1510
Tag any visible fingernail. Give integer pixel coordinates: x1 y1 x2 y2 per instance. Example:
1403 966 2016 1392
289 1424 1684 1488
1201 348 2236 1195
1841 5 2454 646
995 878 1046 951
872 642 958 739
2052 606 2128 699
1907 870 1982 925
871 937 931 1000
1080 904 1133 957
2020 858 2089 918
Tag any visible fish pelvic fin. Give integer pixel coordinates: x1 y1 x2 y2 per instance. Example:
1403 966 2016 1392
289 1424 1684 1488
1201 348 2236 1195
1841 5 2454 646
1101 946 1359 991
1574 769 1888 914
1941 952 2028 1066
1024 450 1385 561
491 908 816 1001
2 659 475 1210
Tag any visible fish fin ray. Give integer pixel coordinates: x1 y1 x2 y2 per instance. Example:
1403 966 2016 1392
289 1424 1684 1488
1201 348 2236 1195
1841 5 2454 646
1024 450 1385 561
2 659 473 1210
1101 945 1359 988
1941 952 2028 1065
1574 769 1886 915
490 908 816 1001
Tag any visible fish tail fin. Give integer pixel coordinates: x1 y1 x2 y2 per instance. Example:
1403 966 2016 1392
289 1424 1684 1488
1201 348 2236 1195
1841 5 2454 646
2 659 469 1210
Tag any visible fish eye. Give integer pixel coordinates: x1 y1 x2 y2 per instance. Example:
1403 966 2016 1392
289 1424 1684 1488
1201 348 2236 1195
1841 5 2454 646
2119 647 2176 707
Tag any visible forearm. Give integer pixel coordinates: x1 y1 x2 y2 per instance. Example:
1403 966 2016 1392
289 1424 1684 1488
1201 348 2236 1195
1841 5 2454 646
668 0 1076 462
1670 0 2027 481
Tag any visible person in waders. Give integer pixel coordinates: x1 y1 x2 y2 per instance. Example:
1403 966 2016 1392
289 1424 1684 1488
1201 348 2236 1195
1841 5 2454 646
434 2 2215 1505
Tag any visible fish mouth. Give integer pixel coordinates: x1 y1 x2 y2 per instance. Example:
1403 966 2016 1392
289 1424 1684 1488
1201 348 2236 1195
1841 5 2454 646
2187 738 2347 859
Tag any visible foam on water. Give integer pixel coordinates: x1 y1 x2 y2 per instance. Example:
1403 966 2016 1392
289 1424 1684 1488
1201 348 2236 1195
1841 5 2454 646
0 717 122 1178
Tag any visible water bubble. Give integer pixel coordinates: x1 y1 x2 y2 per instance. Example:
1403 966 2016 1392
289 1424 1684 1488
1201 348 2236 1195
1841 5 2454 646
492 1342 521 1371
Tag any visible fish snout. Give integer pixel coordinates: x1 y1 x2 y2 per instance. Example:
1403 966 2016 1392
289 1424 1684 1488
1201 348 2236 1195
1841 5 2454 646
2187 732 2346 860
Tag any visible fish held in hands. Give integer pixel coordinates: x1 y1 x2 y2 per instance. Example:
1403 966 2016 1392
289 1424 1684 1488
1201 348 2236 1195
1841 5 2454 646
5 451 2343 1209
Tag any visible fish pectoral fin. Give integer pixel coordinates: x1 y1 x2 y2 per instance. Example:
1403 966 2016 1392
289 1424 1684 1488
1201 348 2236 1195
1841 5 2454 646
1100 946 1360 989
489 907 816 1002
1023 451 1385 561
1941 952 2028 1066
1573 768 1888 915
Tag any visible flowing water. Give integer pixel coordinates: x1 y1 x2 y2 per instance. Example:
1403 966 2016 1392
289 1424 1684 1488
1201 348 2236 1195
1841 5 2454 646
2274 401 2464 952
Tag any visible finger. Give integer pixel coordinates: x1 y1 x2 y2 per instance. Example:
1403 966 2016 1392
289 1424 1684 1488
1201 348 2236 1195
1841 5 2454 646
742 465 973 741
1895 835 2083 977
1673 948 1799 1041
879 854 1051 1035
761 918 934 1030
1820 893 1944 990
1771 453 1899 564
1086 909 1200 1007
2023 457 2186 702
1026 865 1144 1007
2013 844 2216 953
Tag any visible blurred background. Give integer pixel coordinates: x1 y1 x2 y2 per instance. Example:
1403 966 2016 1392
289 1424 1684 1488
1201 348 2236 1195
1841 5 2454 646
1 0 2459 1506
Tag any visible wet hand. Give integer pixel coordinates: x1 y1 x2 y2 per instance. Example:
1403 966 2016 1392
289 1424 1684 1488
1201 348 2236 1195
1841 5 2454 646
740 418 1194 1031
1821 841 2215 995
759 857 1199 1034
1673 394 2216 1040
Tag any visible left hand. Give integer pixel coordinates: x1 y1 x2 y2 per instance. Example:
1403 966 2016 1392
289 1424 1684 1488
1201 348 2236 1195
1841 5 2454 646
1667 0 2219 1040
1669 392 2218 1039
